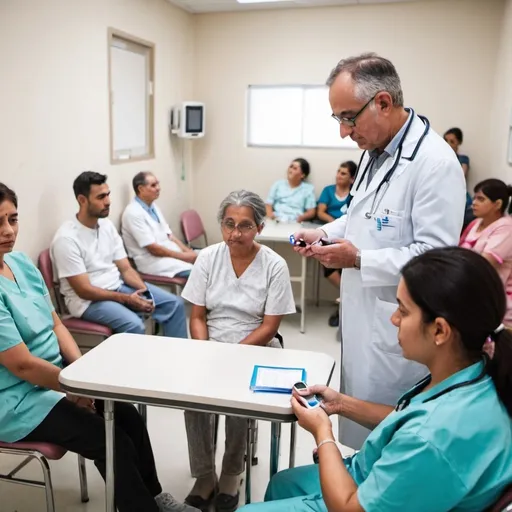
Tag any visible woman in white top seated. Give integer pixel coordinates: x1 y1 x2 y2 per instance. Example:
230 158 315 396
181 190 296 512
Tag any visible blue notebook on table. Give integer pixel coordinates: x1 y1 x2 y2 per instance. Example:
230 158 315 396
250 365 306 394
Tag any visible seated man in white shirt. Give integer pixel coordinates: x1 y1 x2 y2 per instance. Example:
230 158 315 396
51 172 187 337
122 172 197 280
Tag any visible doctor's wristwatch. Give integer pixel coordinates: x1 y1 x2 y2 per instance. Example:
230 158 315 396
354 250 361 270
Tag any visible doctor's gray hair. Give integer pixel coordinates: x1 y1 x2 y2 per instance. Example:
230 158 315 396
217 190 266 226
326 53 404 107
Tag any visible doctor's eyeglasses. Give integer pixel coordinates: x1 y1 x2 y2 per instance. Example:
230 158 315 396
221 220 256 234
331 94 377 127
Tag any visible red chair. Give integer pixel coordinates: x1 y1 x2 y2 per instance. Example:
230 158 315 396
488 483 512 511
0 441 88 511
38 249 112 347
180 209 208 248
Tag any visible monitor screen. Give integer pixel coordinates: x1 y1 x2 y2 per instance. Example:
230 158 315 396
186 106 203 133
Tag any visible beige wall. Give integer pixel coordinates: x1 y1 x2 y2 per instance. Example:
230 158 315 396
192 0 504 244
0 0 194 261
490 0 512 182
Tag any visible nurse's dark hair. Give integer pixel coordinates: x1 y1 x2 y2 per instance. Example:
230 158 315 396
401 247 512 416
0 183 17 208
326 53 404 107
444 127 463 143
474 178 512 215
217 190 266 226
340 161 357 178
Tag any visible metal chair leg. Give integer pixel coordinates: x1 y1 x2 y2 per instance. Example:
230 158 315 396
35 453 56 512
138 404 148 426
78 455 89 503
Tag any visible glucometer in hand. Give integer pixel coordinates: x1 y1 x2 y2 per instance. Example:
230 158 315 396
293 381 321 409
289 235 307 247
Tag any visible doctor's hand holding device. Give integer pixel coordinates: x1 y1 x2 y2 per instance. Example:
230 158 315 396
290 52 467 451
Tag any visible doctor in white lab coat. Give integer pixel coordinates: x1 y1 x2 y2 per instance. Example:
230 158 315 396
294 53 466 449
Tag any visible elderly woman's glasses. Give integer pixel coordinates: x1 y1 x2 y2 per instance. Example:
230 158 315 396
221 220 256 234
331 94 377 127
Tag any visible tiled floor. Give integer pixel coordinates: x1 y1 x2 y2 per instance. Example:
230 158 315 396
0 304 352 512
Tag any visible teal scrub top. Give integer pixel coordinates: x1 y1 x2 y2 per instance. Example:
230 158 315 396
317 185 351 220
0 252 64 443
266 180 316 222
345 361 512 511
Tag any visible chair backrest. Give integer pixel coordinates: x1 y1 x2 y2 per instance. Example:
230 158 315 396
180 209 207 247
38 249 66 315
488 484 512 512
38 249 54 291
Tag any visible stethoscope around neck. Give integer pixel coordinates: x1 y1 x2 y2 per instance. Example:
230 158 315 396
395 359 488 412
351 109 431 220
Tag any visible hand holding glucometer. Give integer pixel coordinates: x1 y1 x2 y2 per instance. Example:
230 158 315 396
293 381 322 409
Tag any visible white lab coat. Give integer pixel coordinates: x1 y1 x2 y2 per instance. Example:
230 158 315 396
323 112 466 449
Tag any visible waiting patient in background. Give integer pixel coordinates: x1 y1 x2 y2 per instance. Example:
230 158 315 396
317 160 357 327
265 158 316 223
181 190 296 512
460 179 512 328
122 171 197 280
444 127 474 230
0 182 197 512
51 171 187 338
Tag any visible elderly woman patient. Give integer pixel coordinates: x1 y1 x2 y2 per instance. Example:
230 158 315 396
0 182 198 512
241 247 512 512
181 190 296 512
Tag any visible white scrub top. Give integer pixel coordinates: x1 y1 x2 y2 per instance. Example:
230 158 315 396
51 217 126 318
181 242 296 344
121 198 193 278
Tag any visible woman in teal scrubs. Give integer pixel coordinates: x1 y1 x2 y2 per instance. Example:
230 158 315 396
0 183 198 512
241 247 512 512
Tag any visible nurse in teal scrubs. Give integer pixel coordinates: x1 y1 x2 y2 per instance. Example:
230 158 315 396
241 247 512 512
0 183 199 512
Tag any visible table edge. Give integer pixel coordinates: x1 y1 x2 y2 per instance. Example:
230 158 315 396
60 383 298 422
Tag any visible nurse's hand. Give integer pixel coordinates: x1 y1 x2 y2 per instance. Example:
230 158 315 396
291 397 332 438
293 385 343 416
310 239 358 269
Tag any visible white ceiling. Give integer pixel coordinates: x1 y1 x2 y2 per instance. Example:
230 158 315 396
167 0 422 14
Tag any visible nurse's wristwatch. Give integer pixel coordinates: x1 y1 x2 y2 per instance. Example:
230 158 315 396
354 250 361 270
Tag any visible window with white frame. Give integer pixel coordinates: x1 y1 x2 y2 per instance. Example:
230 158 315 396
246 85 358 149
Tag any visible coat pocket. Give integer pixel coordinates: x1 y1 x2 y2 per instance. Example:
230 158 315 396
371 297 402 356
